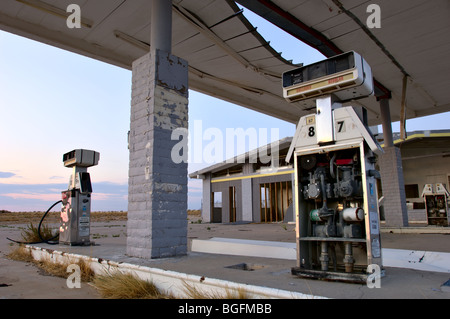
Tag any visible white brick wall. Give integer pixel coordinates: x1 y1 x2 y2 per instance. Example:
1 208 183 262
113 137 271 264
379 146 409 227
127 50 189 259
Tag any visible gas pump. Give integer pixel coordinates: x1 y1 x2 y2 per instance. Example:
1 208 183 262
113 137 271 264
422 183 450 226
284 52 384 283
59 149 99 246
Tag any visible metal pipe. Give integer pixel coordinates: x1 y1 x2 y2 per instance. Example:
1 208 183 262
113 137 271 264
329 153 336 179
343 242 355 273
379 98 394 147
319 241 329 271
151 0 172 53
342 207 364 222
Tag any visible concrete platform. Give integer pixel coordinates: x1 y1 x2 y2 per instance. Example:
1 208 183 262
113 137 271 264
22 238 450 299
191 237 450 273
2 220 450 299
191 237 297 260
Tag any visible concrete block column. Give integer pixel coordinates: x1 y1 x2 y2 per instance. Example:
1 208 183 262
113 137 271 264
379 146 409 227
241 163 254 222
201 174 212 223
127 49 189 259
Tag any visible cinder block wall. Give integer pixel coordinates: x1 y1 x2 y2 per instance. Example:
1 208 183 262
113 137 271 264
127 51 189 258
379 146 408 227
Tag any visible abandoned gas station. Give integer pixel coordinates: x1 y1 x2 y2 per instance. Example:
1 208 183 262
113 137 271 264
1 0 450 265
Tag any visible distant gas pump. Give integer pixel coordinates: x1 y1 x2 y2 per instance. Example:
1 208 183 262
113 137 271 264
422 183 450 226
284 52 384 283
59 149 99 246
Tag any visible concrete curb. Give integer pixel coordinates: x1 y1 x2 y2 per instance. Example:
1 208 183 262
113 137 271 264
25 244 326 299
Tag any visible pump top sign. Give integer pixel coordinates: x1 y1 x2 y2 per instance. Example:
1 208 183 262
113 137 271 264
282 51 374 106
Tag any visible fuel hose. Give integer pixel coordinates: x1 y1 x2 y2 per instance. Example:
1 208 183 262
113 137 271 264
6 200 62 245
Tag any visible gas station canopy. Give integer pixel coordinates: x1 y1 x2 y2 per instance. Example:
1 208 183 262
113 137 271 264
1 0 449 125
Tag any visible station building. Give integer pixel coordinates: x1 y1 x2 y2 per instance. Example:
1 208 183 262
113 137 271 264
190 130 450 227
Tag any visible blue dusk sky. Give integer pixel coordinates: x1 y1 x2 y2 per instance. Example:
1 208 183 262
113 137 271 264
1 8 449 212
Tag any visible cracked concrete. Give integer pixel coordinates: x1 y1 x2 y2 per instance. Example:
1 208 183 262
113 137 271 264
1 219 449 299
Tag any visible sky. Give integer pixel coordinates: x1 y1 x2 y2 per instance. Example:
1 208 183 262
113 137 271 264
1 7 449 212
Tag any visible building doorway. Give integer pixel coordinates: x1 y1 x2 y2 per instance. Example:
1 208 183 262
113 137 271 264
260 181 292 223
229 186 237 223
211 192 222 223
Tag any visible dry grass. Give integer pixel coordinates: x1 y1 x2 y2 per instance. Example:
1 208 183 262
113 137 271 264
91 211 128 222
7 245 95 282
183 281 250 299
92 271 250 299
0 210 199 225
7 246 165 299
6 245 34 262
7 246 250 299
20 222 58 243
0 211 61 224
187 209 201 216
92 270 173 299
35 257 95 282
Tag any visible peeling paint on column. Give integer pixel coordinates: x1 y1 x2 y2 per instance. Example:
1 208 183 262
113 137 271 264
145 166 150 180
154 182 183 193
155 50 189 98
127 50 189 259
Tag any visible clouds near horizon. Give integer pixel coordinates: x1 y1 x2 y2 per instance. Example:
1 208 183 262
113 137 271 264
0 171 16 179
0 179 201 212
0 182 128 212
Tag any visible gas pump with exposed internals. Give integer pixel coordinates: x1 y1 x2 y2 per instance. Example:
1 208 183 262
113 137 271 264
284 52 384 283
59 149 99 246
422 183 450 226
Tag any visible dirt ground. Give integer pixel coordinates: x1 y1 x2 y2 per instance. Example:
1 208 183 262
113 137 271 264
0 211 128 299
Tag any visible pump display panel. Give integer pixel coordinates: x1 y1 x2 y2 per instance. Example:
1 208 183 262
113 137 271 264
283 51 373 104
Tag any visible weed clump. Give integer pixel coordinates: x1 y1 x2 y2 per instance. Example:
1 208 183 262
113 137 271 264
92 271 173 299
20 222 58 243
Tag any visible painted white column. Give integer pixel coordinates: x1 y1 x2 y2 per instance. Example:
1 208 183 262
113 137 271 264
379 98 393 147
127 0 190 258
378 98 409 227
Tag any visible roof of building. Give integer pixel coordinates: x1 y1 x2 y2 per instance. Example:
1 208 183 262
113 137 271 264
189 136 292 178
376 129 450 147
391 130 450 145
190 130 450 178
